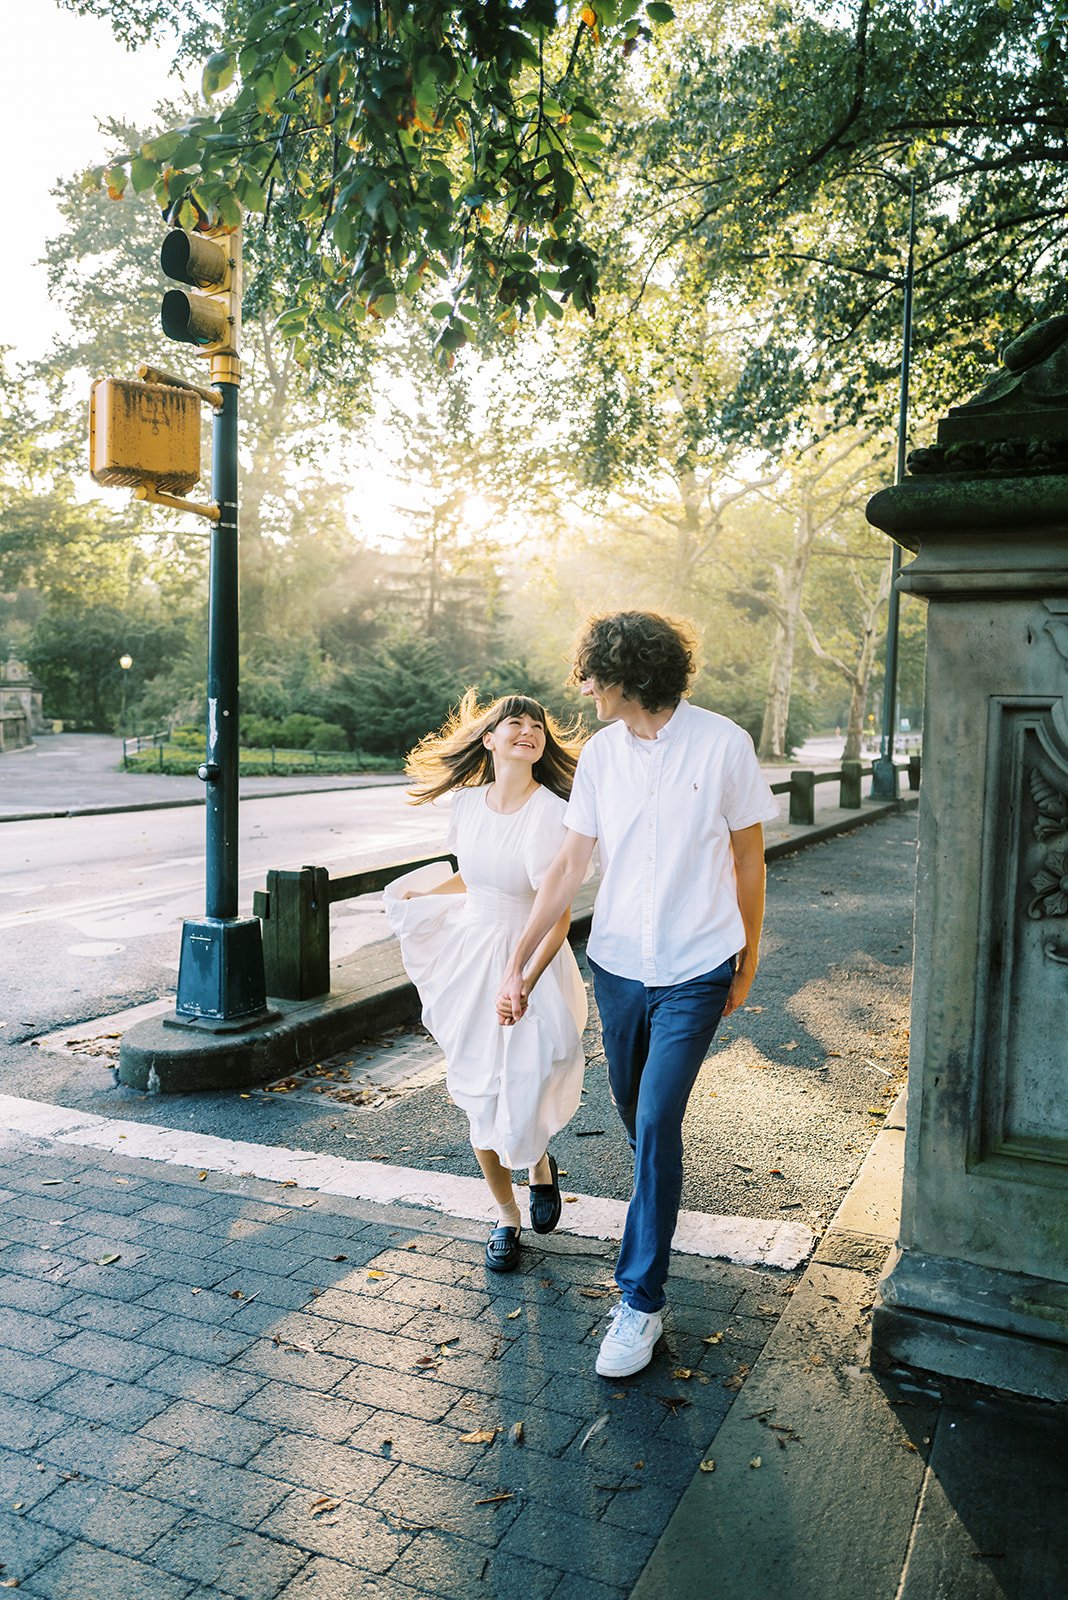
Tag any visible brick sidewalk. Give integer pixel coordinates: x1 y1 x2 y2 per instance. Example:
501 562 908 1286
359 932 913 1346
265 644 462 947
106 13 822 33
0 1132 794 1599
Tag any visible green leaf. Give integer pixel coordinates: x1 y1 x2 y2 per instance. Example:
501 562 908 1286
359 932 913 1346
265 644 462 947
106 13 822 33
130 158 158 194
430 301 453 318
141 131 183 163
645 1 675 20
203 50 236 99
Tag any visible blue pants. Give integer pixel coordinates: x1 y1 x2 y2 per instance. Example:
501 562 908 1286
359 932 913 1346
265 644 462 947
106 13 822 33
590 957 734 1313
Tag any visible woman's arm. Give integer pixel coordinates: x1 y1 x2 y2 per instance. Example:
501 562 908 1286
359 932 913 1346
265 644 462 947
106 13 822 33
400 871 466 901
498 830 595 1022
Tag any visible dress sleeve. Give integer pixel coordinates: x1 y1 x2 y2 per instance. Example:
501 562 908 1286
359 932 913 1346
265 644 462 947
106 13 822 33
523 792 569 890
445 789 465 855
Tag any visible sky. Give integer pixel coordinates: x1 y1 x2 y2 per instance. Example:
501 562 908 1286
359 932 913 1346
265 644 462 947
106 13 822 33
1 2 179 362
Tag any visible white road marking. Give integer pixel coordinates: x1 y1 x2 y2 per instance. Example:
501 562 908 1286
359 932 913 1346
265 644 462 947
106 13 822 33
0 1093 814 1271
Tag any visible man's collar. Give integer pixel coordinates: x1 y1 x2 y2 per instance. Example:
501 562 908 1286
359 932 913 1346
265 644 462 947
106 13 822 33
623 698 687 747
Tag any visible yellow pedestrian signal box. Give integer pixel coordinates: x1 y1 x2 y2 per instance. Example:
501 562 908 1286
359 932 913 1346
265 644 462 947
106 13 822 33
89 377 201 495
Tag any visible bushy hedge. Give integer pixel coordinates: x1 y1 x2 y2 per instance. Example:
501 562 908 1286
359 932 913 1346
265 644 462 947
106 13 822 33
242 713 350 751
125 744 397 776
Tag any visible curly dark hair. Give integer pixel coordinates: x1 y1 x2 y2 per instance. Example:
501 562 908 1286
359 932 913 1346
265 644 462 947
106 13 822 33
405 689 585 805
570 612 697 711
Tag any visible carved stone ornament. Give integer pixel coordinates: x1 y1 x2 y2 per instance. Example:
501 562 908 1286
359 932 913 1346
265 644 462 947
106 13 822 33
907 313 1068 476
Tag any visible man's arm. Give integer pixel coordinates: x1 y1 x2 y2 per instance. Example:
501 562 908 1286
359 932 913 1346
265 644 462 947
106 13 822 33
498 830 596 1022
725 822 766 1016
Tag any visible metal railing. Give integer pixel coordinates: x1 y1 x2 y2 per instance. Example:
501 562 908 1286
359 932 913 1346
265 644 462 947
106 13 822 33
251 753 920 1003
252 853 458 1002
771 755 920 826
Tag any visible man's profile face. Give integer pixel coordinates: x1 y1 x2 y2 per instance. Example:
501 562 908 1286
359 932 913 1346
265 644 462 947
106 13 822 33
580 676 627 723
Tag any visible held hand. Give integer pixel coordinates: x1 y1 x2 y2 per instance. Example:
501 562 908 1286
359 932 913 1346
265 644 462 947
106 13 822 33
723 961 756 1017
497 971 530 1026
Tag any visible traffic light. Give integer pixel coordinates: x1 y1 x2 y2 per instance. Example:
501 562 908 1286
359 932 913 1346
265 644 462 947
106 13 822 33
160 226 241 358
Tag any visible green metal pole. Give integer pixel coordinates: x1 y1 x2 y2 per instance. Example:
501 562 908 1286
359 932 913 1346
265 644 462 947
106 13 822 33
872 174 917 802
205 381 239 919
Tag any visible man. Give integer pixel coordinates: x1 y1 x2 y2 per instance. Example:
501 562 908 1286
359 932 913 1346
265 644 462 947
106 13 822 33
498 612 778 1377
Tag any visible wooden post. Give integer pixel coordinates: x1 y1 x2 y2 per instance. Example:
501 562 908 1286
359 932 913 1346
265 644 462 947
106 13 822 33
839 760 863 808
789 769 816 826
253 865 330 1000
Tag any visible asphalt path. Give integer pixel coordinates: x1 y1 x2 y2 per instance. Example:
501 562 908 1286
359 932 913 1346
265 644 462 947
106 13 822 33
0 786 451 1045
4 808 917 1241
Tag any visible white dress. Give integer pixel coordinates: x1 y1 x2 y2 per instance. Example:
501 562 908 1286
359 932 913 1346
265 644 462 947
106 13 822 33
383 784 587 1168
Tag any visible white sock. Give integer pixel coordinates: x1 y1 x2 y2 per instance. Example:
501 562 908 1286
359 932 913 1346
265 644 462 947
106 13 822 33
496 1200 521 1231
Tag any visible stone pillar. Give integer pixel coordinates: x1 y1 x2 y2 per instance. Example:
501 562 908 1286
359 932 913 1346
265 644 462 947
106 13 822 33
866 317 1068 1402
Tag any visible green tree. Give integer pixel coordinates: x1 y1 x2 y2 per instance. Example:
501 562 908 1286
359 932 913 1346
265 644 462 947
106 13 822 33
66 0 677 356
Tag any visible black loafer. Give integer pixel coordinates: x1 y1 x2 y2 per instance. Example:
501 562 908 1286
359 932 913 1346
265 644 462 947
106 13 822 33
528 1154 562 1235
485 1225 522 1273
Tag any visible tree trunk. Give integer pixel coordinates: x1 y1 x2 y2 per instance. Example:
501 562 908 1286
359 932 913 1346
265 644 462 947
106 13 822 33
758 506 815 761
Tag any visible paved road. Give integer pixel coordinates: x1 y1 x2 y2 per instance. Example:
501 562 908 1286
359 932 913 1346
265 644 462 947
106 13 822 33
0 789 451 1045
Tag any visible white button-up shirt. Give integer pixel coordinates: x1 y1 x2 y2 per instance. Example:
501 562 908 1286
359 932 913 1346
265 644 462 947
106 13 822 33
564 699 779 986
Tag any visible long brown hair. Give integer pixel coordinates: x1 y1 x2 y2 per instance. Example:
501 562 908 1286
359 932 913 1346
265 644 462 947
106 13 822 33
406 690 584 805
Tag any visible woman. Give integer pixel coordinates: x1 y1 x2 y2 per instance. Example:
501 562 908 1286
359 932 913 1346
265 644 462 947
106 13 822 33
384 690 587 1273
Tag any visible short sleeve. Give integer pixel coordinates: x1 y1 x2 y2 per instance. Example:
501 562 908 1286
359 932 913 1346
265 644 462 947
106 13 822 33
523 792 569 889
562 744 599 840
721 728 780 831
444 789 466 854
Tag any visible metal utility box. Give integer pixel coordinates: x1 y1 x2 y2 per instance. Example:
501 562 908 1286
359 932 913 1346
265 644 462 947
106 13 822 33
89 377 201 494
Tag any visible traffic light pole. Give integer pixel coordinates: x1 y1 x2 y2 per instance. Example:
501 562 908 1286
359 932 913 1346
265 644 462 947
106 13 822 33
172 352 273 1032
205 380 240 919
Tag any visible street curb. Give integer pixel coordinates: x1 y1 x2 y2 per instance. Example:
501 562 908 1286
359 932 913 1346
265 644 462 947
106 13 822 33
117 801 916 1092
630 1093 908 1600
118 903 595 1091
0 773 408 824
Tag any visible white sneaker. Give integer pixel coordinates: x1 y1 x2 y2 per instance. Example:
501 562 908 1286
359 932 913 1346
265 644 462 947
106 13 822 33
595 1303 664 1378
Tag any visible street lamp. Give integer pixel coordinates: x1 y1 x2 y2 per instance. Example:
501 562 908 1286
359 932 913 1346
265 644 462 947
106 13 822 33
871 173 918 801
119 653 133 766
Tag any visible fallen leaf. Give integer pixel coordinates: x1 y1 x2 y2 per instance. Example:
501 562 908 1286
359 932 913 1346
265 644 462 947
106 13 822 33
366 1271 386 1280
655 1395 691 1415
190 1288 202 1295
578 1287 609 1299
113 1177 129 1185
229 1290 245 1300
749 1456 762 1469
634 1460 645 1470
506 1308 522 1320
197 1171 208 1182
459 1429 497 1444
414 1355 439 1369
403 1242 418 1251
563 1195 579 1203
703 1332 724 1345
783 1041 798 1051
699 1459 716 1473
329 1255 348 1263
280 1180 298 1188
309 1495 340 1517
744 1005 764 1012
769 1168 784 1177
757 1304 775 1315
672 1368 693 1380
474 1491 515 1505
510 1421 524 1445
96 1254 121 1266
723 1364 751 1390
868 1107 887 1117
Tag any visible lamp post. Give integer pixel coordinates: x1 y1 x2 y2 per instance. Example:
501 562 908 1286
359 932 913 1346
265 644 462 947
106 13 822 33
119 653 133 767
871 172 918 801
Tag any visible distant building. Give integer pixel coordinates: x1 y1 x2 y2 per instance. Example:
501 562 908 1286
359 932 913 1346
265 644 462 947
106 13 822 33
0 656 45 751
